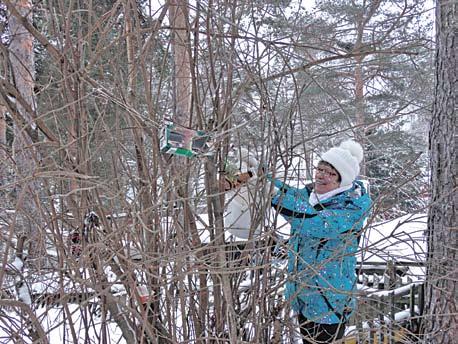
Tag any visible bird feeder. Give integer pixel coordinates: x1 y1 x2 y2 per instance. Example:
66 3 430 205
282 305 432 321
137 285 151 304
160 123 210 158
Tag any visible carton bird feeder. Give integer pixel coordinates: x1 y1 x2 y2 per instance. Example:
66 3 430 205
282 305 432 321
160 123 210 158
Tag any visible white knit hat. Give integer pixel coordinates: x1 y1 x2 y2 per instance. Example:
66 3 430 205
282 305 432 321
321 140 364 187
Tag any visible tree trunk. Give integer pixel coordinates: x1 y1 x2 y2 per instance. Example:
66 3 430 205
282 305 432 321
0 104 6 161
352 0 382 177
0 104 7 187
354 55 367 175
9 0 36 167
123 1 162 342
8 0 43 262
169 0 191 125
425 0 457 343
168 2 209 342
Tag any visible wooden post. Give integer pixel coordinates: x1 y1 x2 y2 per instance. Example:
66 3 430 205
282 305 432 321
410 284 418 334
378 299 385 344
368 320 375 344
389 291 395 344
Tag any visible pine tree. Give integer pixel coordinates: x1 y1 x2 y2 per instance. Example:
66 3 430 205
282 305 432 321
425 0 457 342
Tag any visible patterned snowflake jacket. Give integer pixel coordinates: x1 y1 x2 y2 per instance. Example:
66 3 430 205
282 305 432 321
271 179 371 324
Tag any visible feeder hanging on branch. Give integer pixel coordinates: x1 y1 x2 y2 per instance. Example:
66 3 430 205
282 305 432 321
160 123 211 158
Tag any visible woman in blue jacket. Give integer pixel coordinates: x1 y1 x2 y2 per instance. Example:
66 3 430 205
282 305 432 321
271 140 372 343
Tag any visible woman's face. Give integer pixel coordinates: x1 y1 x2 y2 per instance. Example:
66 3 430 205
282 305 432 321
314 162 340 194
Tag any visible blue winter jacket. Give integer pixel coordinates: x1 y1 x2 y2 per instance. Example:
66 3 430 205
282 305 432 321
271 179 371 324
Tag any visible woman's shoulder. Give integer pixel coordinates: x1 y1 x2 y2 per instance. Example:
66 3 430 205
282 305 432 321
320 182 370 209
302 183 314 195
346 181 372 208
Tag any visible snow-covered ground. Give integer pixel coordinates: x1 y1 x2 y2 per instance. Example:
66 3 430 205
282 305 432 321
358 213 427 281
358 213 427 264
0 304 126 344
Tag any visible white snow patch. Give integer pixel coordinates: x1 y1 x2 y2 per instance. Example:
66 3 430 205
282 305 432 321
7 257 24 272
358 213 427 279
18 284 31 305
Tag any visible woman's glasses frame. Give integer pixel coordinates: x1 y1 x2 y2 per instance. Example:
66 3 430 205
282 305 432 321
314 166 339 178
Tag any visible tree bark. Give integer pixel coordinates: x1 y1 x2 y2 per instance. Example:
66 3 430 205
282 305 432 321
0 104 6 162
124 1 163 342
169 0 192 125
0 104 7 187
168 2 211 341
8 0 44 262
425 0 457 343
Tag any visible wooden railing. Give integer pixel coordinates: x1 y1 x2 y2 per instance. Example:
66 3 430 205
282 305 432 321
348 260 425 343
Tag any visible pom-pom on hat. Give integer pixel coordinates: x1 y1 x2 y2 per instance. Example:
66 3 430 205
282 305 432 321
321 140 364 187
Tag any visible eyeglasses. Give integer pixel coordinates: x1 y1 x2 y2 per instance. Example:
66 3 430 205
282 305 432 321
315 167 338 178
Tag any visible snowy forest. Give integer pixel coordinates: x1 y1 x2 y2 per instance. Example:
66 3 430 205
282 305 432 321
0 0 455 343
